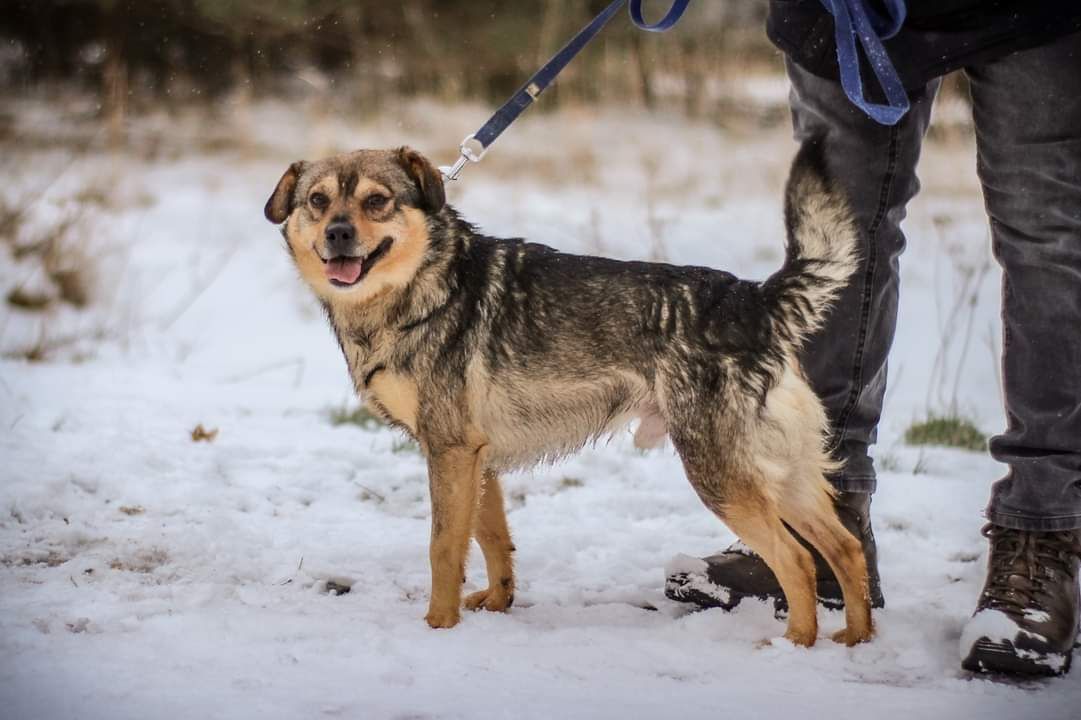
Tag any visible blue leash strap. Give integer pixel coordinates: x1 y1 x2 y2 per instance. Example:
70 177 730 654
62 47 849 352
819 0 910 125
442 0 692 180
471 0 625 151
630 0 693 32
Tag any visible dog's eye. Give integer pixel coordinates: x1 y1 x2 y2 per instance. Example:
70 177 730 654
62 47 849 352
364 194 389 211
309 192 329 210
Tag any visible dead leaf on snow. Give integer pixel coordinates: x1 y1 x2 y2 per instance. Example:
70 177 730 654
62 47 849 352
190 424 218 442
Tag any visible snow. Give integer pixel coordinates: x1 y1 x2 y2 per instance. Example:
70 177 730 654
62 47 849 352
959 609 1065 673
2 96 1079 719
664 553 733 606
1020 650 1069 675
664 553 711 577
1024 609 1052 624
959 609 1033 652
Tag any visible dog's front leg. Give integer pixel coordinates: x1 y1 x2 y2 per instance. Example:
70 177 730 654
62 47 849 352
425 444 484 629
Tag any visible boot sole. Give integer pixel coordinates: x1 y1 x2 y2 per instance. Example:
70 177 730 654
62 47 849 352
962 638 1072 677
665 573 884 612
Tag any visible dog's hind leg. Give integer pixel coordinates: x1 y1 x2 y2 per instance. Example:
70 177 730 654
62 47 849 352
672 429 820 646
721 493 820 646
778 485 873 646
751 362 872 644
425 444 487 629
465 468 516 613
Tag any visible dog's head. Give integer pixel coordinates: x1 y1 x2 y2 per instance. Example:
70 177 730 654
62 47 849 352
265 147 445 303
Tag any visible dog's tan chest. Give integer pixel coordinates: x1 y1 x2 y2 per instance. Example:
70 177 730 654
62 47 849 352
366 371 419 435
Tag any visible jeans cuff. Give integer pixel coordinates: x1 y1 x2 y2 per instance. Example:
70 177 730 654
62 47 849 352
985 509 1081 532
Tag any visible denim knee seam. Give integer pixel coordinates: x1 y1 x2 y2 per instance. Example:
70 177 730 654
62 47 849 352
832 124 901 452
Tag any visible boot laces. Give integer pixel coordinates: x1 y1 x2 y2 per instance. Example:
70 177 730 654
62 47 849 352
981 524 1081 618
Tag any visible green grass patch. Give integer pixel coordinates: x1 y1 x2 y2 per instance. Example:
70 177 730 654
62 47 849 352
327 404 419 454
903 415 986 452
327 404 383 430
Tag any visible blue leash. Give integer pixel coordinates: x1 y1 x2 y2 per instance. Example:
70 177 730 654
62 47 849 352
441 0 691 180
819 0 910 125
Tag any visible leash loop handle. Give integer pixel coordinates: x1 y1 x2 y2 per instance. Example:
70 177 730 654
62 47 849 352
819 0 910 125
629 0 692 32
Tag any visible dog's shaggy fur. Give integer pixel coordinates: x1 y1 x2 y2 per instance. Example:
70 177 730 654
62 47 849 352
264 141 872 646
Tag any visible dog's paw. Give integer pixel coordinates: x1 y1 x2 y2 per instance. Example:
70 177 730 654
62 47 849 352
464 587 514 613
783 628 818 647
831 626 873 646
425 606 461 629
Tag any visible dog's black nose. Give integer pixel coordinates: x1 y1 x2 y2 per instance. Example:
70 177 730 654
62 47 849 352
324 221 356 256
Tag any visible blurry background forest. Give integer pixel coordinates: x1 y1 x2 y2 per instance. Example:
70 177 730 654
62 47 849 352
2 0 781 143
0 0 976 362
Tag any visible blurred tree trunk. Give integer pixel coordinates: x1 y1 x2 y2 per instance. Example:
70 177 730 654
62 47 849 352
230 39 254 147
340 5 375 108
403 0 461 100
536 0 564 101
535 0 563 68
234 36 254 101
629 30 655 110
102 4 127 147
680 36 703 117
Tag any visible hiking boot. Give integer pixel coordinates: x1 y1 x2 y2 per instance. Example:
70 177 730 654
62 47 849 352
960 525 1081 676
664 491 885 612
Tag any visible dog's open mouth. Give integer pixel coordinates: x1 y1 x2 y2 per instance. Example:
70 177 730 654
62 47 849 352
324 237 393 288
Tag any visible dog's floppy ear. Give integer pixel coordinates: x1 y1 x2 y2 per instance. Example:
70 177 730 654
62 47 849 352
396 147 445 213
264 161 307 224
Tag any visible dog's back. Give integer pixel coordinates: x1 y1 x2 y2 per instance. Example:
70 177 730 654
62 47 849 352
377 140 858 475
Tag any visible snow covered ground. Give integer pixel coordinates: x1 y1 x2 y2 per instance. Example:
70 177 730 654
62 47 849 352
1 94 1077 719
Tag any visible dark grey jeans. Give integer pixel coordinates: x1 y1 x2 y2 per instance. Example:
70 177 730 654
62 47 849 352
789 30 1081 531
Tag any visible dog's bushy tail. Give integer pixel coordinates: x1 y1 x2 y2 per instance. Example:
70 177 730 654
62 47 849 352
761 138 859 356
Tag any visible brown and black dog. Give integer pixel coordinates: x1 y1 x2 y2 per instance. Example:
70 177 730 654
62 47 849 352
264 142 873 646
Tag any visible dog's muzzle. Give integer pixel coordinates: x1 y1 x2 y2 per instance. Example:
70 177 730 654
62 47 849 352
323 236 394 288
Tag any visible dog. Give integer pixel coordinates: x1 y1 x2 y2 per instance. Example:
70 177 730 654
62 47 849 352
263 141 872 646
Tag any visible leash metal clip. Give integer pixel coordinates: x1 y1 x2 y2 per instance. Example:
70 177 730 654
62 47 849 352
440 135 487 181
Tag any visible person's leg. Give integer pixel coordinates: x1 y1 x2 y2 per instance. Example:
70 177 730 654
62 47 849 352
789 67 937 493
968 42 1081 532
666 59 939 611
960 30 1081 676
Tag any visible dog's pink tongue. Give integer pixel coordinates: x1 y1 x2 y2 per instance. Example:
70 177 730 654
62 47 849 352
326 257 362 284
